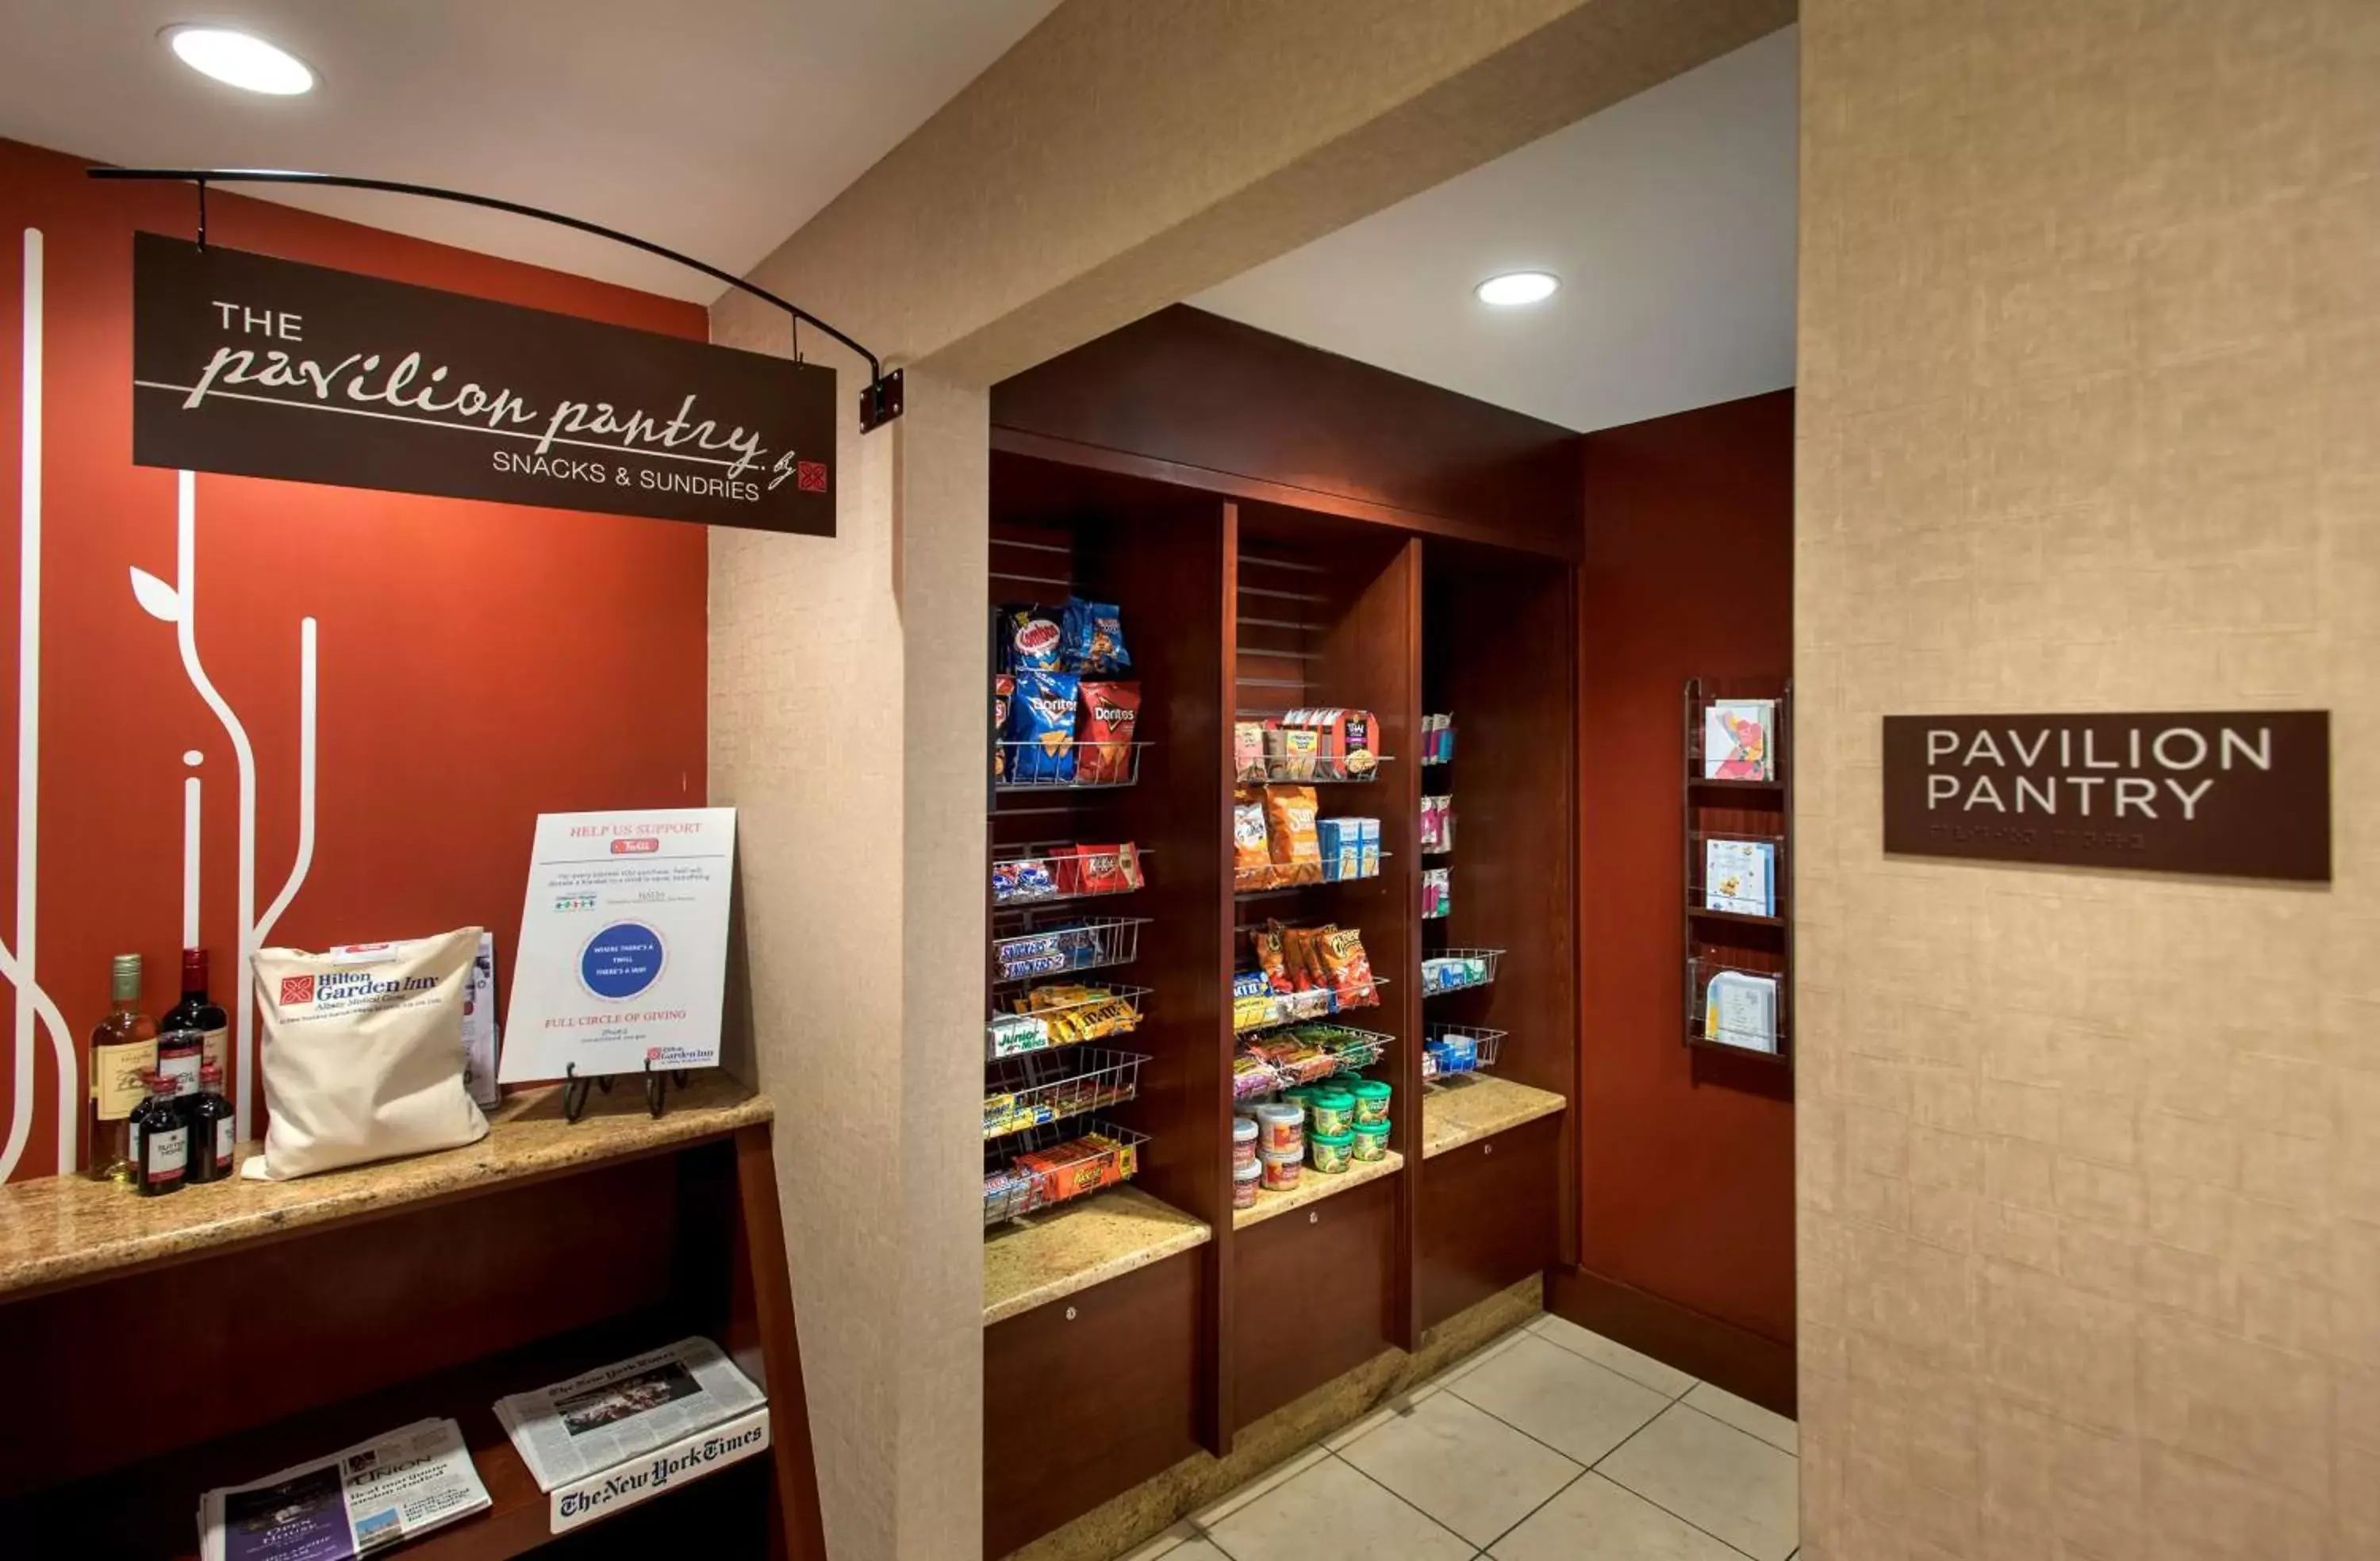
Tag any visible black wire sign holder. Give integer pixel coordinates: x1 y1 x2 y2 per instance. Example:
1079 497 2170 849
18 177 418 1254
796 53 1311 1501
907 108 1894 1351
562 1060 693 1123
86 165 904 431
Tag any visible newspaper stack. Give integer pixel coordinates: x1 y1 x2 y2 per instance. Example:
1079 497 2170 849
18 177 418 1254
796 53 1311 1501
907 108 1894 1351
197 1417 490 1561
495 1337 770 1533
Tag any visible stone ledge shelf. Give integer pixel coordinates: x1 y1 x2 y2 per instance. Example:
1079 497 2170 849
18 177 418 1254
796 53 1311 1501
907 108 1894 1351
1231 1147 1404 1231
0 1076 771 1302
984 1184 1211 1326
1420 1074 1568 1160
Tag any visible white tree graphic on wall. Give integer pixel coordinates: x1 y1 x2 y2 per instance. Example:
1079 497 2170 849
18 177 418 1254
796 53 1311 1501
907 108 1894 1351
4 226 320 1177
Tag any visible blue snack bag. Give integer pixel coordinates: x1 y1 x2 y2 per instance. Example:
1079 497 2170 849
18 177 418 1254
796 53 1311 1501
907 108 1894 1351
1004 604 1063 672
1007 671 1081 782
1060 599 1130 674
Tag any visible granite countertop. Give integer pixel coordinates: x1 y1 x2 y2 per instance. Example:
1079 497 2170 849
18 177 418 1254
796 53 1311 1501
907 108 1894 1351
0 1076 770 1302
1420 1074 1568 1159
984 1184 1211 1326
1232 1147 1404 1230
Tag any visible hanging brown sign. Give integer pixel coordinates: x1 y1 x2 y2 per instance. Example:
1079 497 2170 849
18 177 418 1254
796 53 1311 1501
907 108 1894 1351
129 232 835 535
1882 711 2329 880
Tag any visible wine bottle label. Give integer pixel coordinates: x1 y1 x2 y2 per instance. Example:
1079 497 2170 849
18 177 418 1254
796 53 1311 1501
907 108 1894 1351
216 1117 235 1163
147 1126 187 1182
128 1120 142 1166
90 1040 159 1119
202 1024 228 1080
158 1031 203 1096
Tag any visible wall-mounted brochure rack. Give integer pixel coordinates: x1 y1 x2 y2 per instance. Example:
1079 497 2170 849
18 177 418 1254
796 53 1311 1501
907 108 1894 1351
1681 677 1792 1072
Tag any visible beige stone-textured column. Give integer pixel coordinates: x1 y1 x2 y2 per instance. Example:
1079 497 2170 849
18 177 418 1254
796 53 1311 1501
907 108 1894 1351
708 2 1793 1553
1796 3 2379 1556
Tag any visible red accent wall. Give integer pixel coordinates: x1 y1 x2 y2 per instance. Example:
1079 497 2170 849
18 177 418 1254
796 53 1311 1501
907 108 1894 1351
0 138 709 1182
1577 389 1795 1343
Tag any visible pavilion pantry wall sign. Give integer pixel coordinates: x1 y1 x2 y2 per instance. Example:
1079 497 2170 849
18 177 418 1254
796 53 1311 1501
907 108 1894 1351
130 233 836 534
1882 711 2330 881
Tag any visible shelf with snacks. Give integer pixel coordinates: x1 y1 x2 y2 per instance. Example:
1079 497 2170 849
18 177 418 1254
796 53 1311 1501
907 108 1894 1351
991 839 1153 911
986 980 1151 1060
1420 947 1503 996
983 1118 1154 1228
1421 1022 1506 1078
1681 679 1792 1077
1414 543 1579 1331
991 915 1150 985
985 1049 1151 1139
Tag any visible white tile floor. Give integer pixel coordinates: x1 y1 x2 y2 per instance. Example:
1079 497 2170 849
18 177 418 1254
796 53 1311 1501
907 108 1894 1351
1120 1314 1798 1561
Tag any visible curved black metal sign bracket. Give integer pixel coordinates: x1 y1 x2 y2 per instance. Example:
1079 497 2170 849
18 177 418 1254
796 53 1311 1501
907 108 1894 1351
86 165 904 431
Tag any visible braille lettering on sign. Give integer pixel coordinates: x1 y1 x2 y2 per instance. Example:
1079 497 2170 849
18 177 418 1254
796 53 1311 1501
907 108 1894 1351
1881 711 2329 880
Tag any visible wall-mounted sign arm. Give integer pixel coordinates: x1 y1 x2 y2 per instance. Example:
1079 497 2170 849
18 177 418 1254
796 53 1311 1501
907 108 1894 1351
86 165 904 431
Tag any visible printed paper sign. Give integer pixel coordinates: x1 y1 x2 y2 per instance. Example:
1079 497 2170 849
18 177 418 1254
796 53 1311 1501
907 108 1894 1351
500 808 735 1081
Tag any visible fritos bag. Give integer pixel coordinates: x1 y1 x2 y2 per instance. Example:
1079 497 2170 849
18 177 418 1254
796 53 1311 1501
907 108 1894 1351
246 928 489 1180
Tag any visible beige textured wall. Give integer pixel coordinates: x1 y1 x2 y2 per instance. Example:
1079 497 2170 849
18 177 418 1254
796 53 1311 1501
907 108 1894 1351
1795 4 2379 1558
706 2 1793 1555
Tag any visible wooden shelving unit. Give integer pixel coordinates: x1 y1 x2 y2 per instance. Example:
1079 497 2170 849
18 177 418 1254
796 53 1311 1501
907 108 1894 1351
0 1082 826 1560
977 439 1579 1558
1682 677 1794 1075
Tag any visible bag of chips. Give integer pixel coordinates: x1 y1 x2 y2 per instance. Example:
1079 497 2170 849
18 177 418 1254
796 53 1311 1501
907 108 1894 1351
1251 922 1294 993
1318 926 1379 1009
1060 598 1130 674
1076 681 1141 784
1234 789 1273 891
1007 671 1080 783
1264 785 1322 886
1234 721 1269 783
1004 604 1062 672
992 674 1014 780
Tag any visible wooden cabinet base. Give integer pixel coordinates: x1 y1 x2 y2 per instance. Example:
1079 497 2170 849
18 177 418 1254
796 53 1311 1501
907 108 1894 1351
984 1249 1203 1559
1230 1173 1395 1430
1418 1116 1558 1333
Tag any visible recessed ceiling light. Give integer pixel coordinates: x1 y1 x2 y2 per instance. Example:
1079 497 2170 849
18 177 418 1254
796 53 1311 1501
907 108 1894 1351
164 25 316 95
1475 271 1560 307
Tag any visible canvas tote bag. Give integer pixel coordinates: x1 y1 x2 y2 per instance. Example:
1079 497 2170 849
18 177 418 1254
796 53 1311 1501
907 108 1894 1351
246 927 490 1179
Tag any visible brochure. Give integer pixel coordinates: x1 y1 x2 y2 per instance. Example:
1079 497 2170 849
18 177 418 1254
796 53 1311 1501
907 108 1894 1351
1703 838 1775 917
1702 700 1775 780
197 1417 489 1561
1703 970 1779 1053
494 1337 766 1494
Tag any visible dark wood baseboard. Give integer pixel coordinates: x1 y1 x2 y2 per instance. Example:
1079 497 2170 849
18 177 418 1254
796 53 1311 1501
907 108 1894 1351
1545 1265 1795 1420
